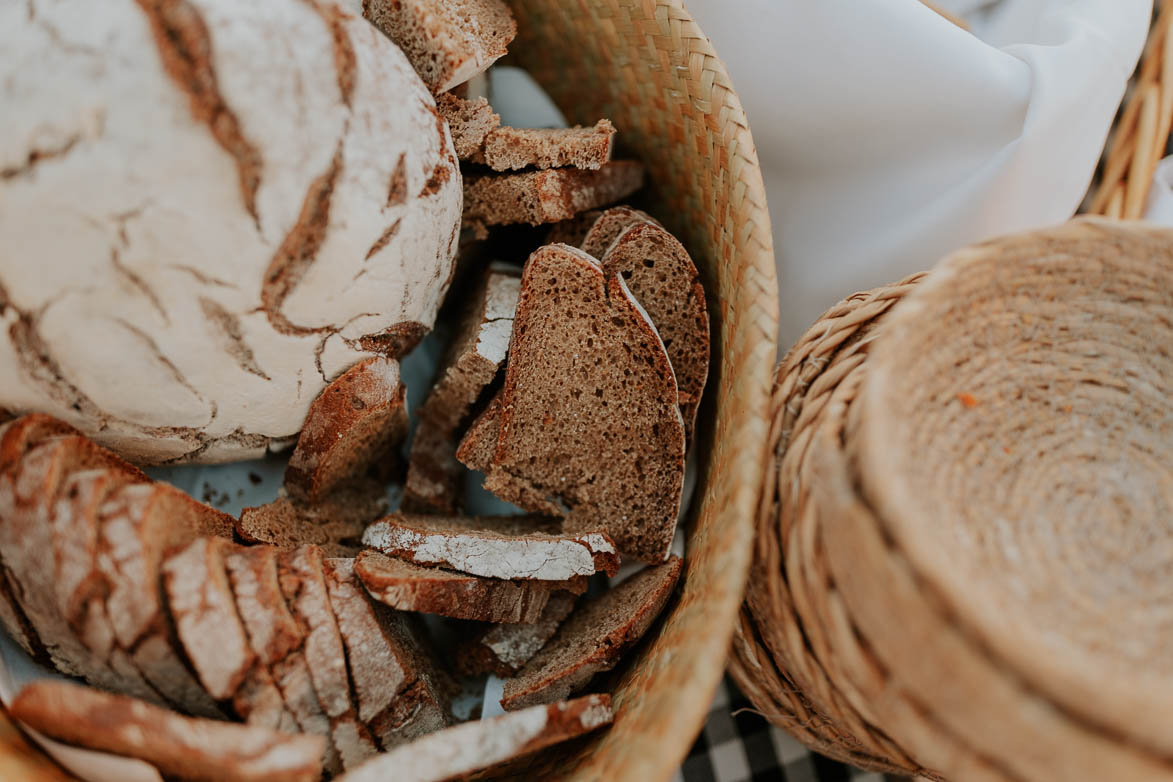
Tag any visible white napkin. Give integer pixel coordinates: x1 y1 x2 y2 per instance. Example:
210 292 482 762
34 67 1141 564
685 0 1151 347
1144 155 1173 224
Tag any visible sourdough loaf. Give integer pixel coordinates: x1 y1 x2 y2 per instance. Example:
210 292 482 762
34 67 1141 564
463 162 645 226
0 0 460 463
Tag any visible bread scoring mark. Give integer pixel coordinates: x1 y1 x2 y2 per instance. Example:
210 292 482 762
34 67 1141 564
349 322 428 358
134 0 264 229
1 134 81 181
199 298 270 381
110 248 168 325
385 153 408 208
167 264 236 289
418 161 450 198
301 0 356 108
112 319 213 424
260 140 343 337
25 0 102 58
363 219 402 263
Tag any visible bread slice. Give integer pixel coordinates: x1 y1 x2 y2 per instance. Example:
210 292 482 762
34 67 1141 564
600 222 710 439
481 120 615 172
362 513 620 580
436 92 500 160
238 481 386 558
463 161 645 227
10 680 324 782
321 556 452 747
501 556 682 710
363 0 516 93
454 390 501 473
277 546 378 768
404 266 520 512
271 651 343 776
337 694 613 782
456 591 578 677
285 356 408 504
354 550 585 623
579 205 660 259
477 244 686 563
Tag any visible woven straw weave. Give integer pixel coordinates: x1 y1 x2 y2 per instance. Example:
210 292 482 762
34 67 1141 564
0 1 778 781
733 218 1173 782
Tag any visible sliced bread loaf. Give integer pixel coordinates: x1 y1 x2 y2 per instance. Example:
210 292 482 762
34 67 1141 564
601 222 710 439
336 694 613 782
501 555 682 710
362 513 619 580
285 356 408 504
0 414 85 475
354 550 584 623
579 205 659 259
463 162 644 227
405 266 520 512
436 92 500 160
10 680 324 782
456 591 578 677
481 120 615 172
477 244 686 563
363 0 516 93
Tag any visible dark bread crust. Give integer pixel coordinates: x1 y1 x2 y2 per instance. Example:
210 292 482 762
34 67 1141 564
462 162 644 227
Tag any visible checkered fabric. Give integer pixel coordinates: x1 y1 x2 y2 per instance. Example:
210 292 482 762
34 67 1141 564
675 678 906 782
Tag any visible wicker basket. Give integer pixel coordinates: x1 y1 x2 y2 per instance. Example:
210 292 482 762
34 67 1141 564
731 218 1173 782
0 1 778 780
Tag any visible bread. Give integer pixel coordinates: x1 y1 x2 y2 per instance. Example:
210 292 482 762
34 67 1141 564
335 694 613 782
404 267 520 511
501 556 681 710
600 222 710 439
285 356 408 503
354 550 585 623
0 0 460 464
362 0 517 93
162 537 256 700
545 210 603 247
481 121 616 172
10 680 324 782
456 592 578 677
579 205 659 259
476 244 686 563
321 556 452 748
363 513 620 580
237 481 385 558
436 93 500 160
454 391 502 473
463 162 645 226
232 667 300 734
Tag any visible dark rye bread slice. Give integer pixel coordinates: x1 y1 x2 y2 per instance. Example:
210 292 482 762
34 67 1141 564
11 680 324 782
362 513 620 580
454 390 501 474
481 120 616 172
456 591 578 677
354 550 585 623
337 694 613 782
479 244 686 563
601 222 710 440
321 556 452 748
285 356 408 504
363 0 516 93
436 92 500 160
463 161 645 227
502 556 682 710
404 266 520 512
277 546 378 769
579 205 660 260
238 480 387 558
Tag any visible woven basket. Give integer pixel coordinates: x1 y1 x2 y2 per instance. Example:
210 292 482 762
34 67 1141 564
0 1 778 781
732 218 1173 782
1089 1 1173 218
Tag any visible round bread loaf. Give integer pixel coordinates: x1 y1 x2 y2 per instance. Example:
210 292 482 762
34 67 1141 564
0 0 461 464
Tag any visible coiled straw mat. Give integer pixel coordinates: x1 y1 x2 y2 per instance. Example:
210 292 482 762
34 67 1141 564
731 217 1173 782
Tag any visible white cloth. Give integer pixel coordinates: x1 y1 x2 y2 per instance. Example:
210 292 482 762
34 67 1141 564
1144 155 1173 224
686 0 1151 347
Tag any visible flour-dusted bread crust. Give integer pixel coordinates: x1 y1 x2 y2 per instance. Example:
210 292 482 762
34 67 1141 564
436 93 500 160
336 694 613 782
11 680 325 782
456 592 578 677
579 205 660 260
363 513 619 581
501 556 682 710
480 244 686 563
362 0 517 93
463 162 645 226
601 222 710 440
0 0 460 464
405 267 520 512
354 550 585 623
481 121 616 172
285 356 408 503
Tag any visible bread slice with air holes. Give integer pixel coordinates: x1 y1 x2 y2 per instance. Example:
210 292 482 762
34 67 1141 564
475 243 686 564
404 265 520 512
238 479 386 558
579 205 660 260
462 162 645 227
501 555 682 710
600 221 710 440
436 92 500 160
480 120 616 172
284 356 408 504
362 0 516 93
454 390 501 474
362 512 619 581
